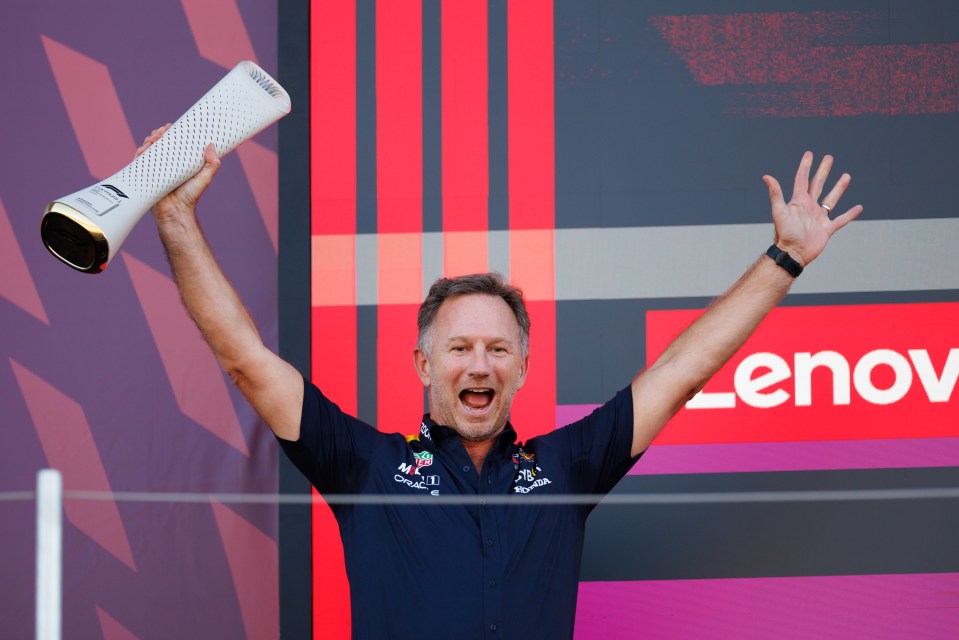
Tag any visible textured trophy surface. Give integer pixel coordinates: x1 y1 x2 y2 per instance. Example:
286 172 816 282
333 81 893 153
41 61 291 273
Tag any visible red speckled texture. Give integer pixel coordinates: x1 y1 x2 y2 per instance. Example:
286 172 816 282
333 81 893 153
649 11 959 117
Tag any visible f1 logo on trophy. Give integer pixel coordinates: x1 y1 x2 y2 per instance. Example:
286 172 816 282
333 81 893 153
40 61 291 273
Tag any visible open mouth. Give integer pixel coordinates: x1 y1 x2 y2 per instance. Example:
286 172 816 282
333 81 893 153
460 388 494 411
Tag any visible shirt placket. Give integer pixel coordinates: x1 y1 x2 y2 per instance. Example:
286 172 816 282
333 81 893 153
479 454 505 637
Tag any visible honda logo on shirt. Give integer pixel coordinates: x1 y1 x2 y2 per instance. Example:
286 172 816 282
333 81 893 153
646 302 959 445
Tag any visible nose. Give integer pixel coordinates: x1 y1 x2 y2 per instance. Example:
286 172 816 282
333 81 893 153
466 348 492 377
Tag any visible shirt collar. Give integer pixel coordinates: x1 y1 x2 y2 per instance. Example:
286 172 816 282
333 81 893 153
419 415 518 452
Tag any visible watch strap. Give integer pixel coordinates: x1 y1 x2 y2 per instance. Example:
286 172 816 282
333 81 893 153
766 244 804 277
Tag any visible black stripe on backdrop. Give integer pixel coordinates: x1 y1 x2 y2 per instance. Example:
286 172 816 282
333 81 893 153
277 0 312 636
488 0 510 231
422 0 442 234
356 0 377 236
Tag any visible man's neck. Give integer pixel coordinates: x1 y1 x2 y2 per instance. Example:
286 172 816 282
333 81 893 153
461 438 496 474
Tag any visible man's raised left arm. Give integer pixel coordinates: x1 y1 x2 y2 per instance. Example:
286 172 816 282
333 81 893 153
629 152 863 456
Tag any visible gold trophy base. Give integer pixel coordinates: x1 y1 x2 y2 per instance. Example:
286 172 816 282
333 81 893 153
41 202 110 273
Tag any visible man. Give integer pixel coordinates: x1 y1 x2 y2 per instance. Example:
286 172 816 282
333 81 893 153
139 125 861 637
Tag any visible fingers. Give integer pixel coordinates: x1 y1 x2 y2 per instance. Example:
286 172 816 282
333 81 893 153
830 203 864 232
135 123 173 158
816 168 861 231
791 151 814 200
809 154 833 200
819 172 852 211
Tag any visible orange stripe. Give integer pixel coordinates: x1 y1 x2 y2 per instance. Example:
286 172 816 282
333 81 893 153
509 229 554 301
311 235 356 307
444 230 489 277
378 233 422 305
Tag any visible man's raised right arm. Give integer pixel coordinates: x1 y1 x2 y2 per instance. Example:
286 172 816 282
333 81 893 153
141 125 303 441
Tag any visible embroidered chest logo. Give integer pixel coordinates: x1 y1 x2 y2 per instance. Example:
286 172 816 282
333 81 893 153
398 450 434 476
511 448 551 493
395 450 440 495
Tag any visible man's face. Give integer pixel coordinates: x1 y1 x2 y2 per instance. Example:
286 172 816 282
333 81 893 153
414 294 528 442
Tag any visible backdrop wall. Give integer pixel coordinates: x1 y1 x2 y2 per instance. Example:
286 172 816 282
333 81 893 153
305 1 959 638
0 1 281 638
3 1 959 640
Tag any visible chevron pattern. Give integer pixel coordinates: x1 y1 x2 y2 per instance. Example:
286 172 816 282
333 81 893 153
0 1 279 637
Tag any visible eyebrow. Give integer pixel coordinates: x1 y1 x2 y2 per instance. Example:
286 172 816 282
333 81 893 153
445 335 514 346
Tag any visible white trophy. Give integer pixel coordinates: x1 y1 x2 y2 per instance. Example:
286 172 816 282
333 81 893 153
41 61 291 273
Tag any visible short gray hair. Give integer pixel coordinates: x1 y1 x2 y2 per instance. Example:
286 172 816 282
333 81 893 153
417 273 530 357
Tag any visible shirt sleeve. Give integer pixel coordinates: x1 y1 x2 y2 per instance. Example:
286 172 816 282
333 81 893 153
276 377 384 495
537 385 640 498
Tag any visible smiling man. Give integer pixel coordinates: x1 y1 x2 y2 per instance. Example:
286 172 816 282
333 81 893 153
281 271 639 638
413 277 530 464
139 124 861 639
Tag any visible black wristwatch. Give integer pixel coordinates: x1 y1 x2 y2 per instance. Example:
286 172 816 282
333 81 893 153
765 244 803 277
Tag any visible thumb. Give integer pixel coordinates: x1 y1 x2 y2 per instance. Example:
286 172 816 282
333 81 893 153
180 144 222 205
194 143 222 188
762 175 786 208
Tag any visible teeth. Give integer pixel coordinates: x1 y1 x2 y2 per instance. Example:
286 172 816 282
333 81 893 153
467 389 491 393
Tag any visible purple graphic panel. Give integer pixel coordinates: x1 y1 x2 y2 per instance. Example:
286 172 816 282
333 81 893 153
0 1 279 637
559 402 959 474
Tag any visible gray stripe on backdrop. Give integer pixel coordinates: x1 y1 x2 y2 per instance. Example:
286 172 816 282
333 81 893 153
557 218 959 300
350 218 959 304
356 234 378 306
422 232 444 299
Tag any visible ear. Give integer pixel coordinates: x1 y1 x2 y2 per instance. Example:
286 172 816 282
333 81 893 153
413 349 431 386
515 355 529 391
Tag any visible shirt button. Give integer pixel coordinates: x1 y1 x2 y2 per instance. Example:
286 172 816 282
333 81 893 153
463 466 470 473
486 538 494 546
490 624 497 632
489 579 496 588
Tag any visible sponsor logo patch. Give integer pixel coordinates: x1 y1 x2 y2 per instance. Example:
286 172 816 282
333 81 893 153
512 447 550 492
398 450 434 476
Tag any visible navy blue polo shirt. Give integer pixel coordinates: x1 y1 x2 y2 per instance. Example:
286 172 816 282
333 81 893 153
279 378 639 639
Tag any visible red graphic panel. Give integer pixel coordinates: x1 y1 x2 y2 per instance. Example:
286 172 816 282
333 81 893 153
647 302 959 445
181 0 259 68
442 0 489 275
211 501 279 640
42 36 135 180
11 359 136 571
96 606 140 640
236 141 279 253
377 0 424 436
507 0 556 439
309 0 357 636
0 196 48 324
123 253 249 456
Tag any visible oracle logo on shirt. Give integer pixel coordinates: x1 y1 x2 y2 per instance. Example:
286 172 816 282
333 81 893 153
646 302 959 445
